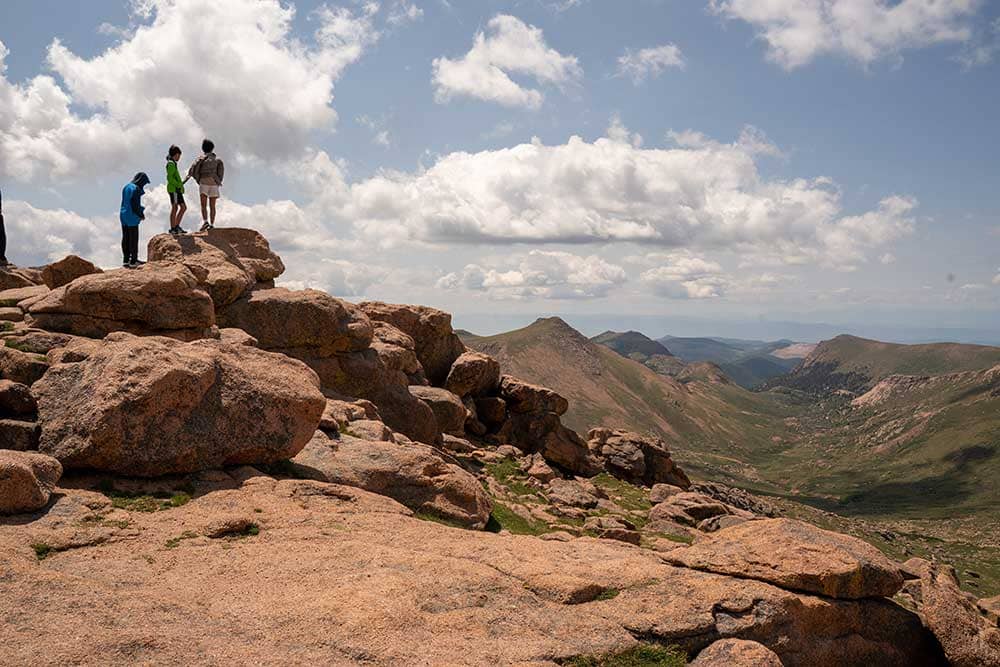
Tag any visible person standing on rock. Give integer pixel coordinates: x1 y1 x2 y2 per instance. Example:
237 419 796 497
165 145 189 236
0 187 8 266
119 173 149 269
187 139 224 232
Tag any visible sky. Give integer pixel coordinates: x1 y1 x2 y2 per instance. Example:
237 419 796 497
1 0 998 342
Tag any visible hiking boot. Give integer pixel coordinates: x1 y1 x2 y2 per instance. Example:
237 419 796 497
200 221 211 232
176 226 188 234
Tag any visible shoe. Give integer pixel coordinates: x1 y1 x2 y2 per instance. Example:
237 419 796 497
169 227 179 235
200 221 211 232
134 260 146 266
123 262 131 269
176 226 188 234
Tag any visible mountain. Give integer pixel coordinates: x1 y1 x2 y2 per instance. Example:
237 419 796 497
766 334 1000 395
651 335 806 389
462 318 794 479
590 330 686 376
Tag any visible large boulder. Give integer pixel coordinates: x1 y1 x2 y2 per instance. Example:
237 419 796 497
147 233 255 307
665 518 905 600
218 288 372 355
691 639 782 667
291 430 491 529
409 386 467 436
34 334 325 476
0 450 62 514
500 412 601 476
0 266 43 291
359 302 465 385
371 322 425 383
41 255 103 289
0 285 49 307
649 492 734 527
588 428 691 488
0 419 40 451
444 351 500 398
901 558 1000 667
205 227 285 282
499 375 569 415
0 346 49 385
25 263 215 340
0 380 37 416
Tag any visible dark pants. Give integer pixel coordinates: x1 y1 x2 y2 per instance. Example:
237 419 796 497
121 224 139 264
0 212 6 261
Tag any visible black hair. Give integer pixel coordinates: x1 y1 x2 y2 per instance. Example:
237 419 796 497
167 145 182 160
202 139 215 153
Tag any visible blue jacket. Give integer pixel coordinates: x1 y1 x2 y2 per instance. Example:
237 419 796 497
119 173 149 227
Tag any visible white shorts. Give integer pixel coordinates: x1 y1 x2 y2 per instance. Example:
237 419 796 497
199 184 221 199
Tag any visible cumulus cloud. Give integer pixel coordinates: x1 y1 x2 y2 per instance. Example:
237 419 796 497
993 270 1000 286
616 44 685 84
431 15 582 109
710 0 983 69
638 252 729 299
337 125 913 269
880 252 896 265
0 0 380 183
387 0 423 26
437 250 626 300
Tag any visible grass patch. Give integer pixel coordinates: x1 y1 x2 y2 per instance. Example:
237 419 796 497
97 481 196 513
486 458 521 483
592 473 653 514
594 588 620 601
164 530 199 549
31 542 53 560
0 321 14 332
486 502 550 536
561 644 686 667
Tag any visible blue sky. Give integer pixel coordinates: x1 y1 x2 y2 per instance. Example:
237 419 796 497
1 0 998 342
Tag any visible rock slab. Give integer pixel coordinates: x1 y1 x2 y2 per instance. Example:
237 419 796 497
0 450 62 514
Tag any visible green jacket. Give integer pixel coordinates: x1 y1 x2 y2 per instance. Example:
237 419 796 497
166 159 184 194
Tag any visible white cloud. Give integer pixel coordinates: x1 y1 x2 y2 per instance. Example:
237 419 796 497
338 127 913 269
387 1 423 26
710 0 983 69
431 15 582 109
437 250 626 300
357 115 392 148
638 252 729 299
880 252 896 265
993 271 1000 286
0 0 380 183
616 44 685 84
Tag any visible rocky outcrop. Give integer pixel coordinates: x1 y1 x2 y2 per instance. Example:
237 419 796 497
0 346 49 385
359 302 466 385
34 334 325 476
40 255 102 289
0 265 43 290
900 558 1000 667
409 386 467 436
205 227 285 282
0 450 61 514
148 234 255 307
444 351 500 398
218 288 372 354
587 428 691 488
665 518 905 599
371 322 425 384
500 375 569 415
291 430 491 529
0 285 48 307
499 411 601 476
25 264 216 340
691 639 782 666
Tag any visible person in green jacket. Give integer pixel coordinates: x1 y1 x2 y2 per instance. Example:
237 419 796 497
166 145 189 235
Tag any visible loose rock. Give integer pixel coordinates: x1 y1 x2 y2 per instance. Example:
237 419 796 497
0 450 62 514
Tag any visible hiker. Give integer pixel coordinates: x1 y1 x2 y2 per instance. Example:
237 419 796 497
119 172 149 269
0 187 8 266
187 139 224 232
166 145 189 235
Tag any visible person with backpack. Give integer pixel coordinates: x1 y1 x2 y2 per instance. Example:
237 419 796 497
119 173 149 268
187 139 224 232
165 145 189 235
0 187 8 266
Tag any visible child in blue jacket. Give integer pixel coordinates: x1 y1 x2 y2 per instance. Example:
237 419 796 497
119 173 149 268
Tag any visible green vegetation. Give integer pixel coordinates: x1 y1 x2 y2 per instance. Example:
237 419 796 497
165 530 199 549
414 511 468 529
98 482 196 513
594 588 620 601
486 502 550 536
31 542 53 560
562 644 686 667
592 474 651 514
0 321 15 332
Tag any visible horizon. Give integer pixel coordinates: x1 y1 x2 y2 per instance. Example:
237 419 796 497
1 0 999 338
